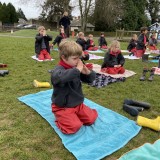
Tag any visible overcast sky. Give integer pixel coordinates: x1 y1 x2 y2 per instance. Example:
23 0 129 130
0 0 79 19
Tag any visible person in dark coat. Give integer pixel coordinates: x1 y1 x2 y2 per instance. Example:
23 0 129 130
52 28 66 47
76 32 89 61
135 27 149 57
98 32 108 49
51 40 98 134
35 26 52 60
127 34 138 56
59 11 71 38
148 33 158 50
101 40 125 74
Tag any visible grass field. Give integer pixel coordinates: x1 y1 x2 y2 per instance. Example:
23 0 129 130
0 29 160 160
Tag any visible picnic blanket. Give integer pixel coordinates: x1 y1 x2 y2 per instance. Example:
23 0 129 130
31 55 54 62
89 54 104 60
121 50 130 53
92 64 136 78
18 89 141 160
87 49 105 53
118 139 160 160
124 55 153 60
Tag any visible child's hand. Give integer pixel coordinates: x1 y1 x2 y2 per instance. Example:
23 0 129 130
43 30 46 36
81 64 91 75
114 64 121 68
76 60 83 72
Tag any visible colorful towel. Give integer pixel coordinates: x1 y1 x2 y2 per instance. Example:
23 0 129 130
152 67 160 75
121 50 130 53
124 55 140 60
18 90 141 160
89 54 104 60
89 73 126 88
31 55 54 62
92 64 136 78
118 139 160 160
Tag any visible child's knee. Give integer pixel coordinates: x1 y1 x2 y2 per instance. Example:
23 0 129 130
64 121 82 134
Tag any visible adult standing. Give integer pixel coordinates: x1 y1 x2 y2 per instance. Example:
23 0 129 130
59 11 71 38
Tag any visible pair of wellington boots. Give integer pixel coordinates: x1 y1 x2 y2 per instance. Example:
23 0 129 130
123 99 151 117
0 70 9 77
33 80 50 88
137 116 160 131
139 68 155 81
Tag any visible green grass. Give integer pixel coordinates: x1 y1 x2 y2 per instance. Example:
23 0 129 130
0 30 160 160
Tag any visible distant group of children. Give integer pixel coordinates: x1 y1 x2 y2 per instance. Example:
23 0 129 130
34 25 159 134
127 27 158 57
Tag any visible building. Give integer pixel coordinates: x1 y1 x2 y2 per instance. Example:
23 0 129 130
70 17 95 32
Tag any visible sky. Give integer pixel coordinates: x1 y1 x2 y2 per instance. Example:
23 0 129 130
0 0 79 19
0 0 42 19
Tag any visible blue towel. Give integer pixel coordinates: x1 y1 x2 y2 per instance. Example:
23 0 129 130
18 90 141 160
118 139 160 160
149 60 159 63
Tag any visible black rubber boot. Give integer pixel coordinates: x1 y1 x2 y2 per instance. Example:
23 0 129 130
142 54 149 62
148 68 155 81
123 104 139 116
139 68 148 81
129 52 134 56
124 99 151 109
0 70 5 76
0 70 9 74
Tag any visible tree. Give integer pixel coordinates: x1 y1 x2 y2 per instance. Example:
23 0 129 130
7 3 18 23
17 8 27 21
146 0 160 24
94 0 124 31
78 0 95 32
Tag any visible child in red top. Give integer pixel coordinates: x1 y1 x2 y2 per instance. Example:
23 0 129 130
101 40 125 74
86 34 98 51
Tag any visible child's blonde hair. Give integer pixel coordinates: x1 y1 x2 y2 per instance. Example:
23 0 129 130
88 34 93 38
59 40 82 59
109 40 120 51
38 26 45 31
78 32 84 37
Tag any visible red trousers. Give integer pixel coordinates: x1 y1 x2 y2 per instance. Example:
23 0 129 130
130 48 137 55
101 45 108 49
135 49 145 57
52 103 98 134
38 49 51 60
148 45 157 50
88 46 99 51
101 66 125 74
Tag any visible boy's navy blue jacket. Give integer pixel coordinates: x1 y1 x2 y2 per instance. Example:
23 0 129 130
51 66 96 108
76 38 87 51
127 39 137 51
86 39 95 50
136 34 148 50
98 37 107 46
59 16 70 29
53 34 66 47
101 50 125 68
35 34 52 55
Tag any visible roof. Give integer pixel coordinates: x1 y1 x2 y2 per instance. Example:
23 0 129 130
70 19 95 28
149 22 160 31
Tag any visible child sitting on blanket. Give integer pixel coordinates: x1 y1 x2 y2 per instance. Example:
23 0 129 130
35 26 52 60
52 28 66 48
127 34 138 56
98 32 108 49
76 32 90 61
148 33 158 50
135 27 149 57
101 40 125 74
86 34 98 51
51 40 98 134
